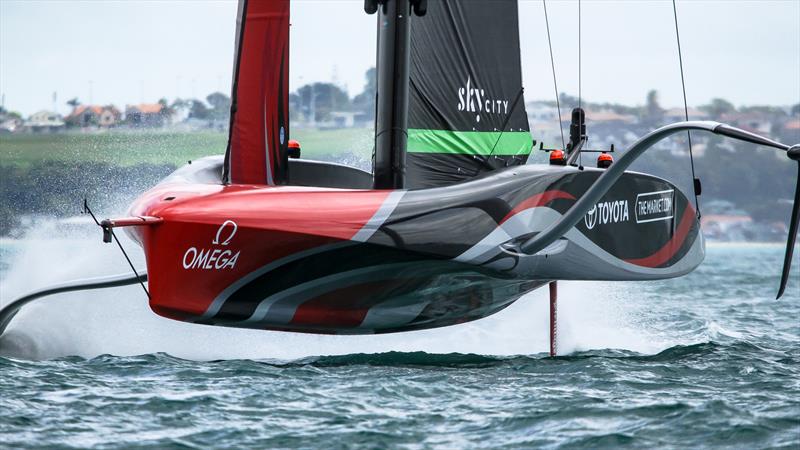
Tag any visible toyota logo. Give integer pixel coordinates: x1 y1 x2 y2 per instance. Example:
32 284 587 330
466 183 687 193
584 205 597 230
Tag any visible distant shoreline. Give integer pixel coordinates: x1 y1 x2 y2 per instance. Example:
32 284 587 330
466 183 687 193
706 241 791 249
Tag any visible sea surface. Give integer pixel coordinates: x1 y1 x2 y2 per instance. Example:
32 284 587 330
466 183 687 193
0 228 798 449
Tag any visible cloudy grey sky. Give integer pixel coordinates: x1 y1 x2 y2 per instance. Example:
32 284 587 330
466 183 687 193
1 0 798 116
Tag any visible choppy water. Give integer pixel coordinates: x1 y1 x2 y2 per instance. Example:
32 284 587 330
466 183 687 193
0 224 798 449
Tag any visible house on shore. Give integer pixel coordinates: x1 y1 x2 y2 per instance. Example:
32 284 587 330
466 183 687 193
125 103 170 128
25 110 65 133
0 113 23 134
782 117 800 142
720 111 774 135
64 105 121 128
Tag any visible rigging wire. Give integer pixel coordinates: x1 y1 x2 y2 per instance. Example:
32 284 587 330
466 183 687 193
578 0 581 112
672 0 701 218
83 200 151 300
543 0 566 150
577 0 582 166
486 87 525 162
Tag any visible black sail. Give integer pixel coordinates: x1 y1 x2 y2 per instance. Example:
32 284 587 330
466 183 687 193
406 0 533 189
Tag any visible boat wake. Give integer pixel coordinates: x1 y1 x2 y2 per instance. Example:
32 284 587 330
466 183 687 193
1 219 703 361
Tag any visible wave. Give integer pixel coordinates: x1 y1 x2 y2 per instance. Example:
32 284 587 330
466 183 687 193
5 338 792 370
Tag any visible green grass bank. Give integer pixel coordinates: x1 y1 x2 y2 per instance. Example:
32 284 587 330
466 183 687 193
0 128 373 168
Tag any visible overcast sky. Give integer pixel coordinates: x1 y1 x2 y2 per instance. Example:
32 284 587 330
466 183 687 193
1 0 798 116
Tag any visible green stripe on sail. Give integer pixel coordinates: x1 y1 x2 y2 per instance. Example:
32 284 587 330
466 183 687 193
407 129 533 156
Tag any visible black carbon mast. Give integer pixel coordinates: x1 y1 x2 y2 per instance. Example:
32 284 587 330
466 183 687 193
367 0 426 189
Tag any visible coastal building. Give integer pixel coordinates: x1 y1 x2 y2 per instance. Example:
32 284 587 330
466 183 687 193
125 103 169 128
782 118 800 142
720 111 773 135
0 115 23 134
25 110 65 133
64 105 121 128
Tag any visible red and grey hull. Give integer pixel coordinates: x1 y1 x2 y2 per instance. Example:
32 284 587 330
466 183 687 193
124 156 703 334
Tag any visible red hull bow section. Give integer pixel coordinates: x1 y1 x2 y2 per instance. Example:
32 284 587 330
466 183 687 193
126 158 703 334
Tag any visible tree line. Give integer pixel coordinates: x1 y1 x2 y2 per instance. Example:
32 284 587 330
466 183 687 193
94 67 372 124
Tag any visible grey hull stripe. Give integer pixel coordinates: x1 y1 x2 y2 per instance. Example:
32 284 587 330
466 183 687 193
454 227 512 263
243 262 418 325
199 241 356 320
352 190 406 242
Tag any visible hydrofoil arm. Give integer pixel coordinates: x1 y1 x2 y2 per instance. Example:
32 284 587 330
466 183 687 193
0 272 147 337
